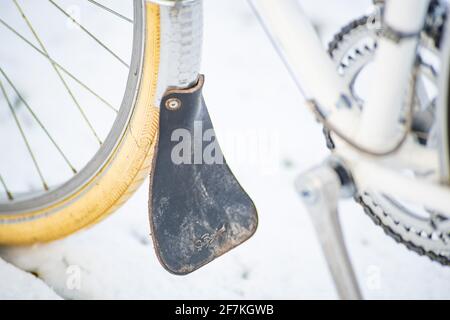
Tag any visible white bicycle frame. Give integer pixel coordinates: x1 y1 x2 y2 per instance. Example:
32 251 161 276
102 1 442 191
249 0 450 215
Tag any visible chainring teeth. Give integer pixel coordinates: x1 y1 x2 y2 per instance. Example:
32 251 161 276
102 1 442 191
361 192 448 244
357 194 450 265
327 10 450 265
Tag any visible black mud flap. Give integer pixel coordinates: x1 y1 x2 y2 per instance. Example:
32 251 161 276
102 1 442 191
149 75 258 275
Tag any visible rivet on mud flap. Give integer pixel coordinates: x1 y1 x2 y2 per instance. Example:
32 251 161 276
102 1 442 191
149 75 258 275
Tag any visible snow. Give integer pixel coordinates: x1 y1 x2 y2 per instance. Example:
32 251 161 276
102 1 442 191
0 257 61 300
1 0 450 300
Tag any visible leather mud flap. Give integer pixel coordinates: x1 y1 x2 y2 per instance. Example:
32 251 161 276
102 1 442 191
149 75 258 275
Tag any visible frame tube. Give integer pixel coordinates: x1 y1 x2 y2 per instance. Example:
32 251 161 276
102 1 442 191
248 0 346 110
358 0 430 150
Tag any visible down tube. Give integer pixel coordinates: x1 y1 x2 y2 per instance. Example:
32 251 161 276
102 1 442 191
248 0 346 110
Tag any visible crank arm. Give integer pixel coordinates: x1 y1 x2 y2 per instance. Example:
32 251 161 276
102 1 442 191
296 161 362 300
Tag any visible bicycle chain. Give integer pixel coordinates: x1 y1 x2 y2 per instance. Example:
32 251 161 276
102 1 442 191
325 13 450 266
355 195 450 266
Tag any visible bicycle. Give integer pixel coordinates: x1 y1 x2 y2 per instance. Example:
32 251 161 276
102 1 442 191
0 0 449 300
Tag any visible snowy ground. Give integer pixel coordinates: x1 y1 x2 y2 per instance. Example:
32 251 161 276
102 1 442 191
1 0 450 300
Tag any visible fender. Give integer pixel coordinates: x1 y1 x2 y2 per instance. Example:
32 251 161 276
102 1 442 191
149 75 258 275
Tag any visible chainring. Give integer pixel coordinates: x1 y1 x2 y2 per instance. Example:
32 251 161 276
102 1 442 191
326 13 450 265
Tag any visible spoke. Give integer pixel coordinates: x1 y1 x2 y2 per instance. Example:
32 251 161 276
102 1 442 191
0 80 49 191
0 17 117 113
0 68 77 174
0 174 13 200
49 0 130 68
85 0 133 23
12 0 103 145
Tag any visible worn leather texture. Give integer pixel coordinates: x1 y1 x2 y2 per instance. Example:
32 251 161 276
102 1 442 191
149 76 258 275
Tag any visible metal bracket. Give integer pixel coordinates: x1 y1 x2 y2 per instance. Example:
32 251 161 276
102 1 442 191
381 24 421 44
296 159 362 300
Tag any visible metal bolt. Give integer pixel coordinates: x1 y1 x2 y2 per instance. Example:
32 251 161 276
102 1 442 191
298 185 319 205
165 98 182 111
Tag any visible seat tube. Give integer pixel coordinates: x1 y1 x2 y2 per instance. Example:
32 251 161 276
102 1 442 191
358 0 430 150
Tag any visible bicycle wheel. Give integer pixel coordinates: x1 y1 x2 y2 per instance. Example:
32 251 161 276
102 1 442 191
0 0 202 244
